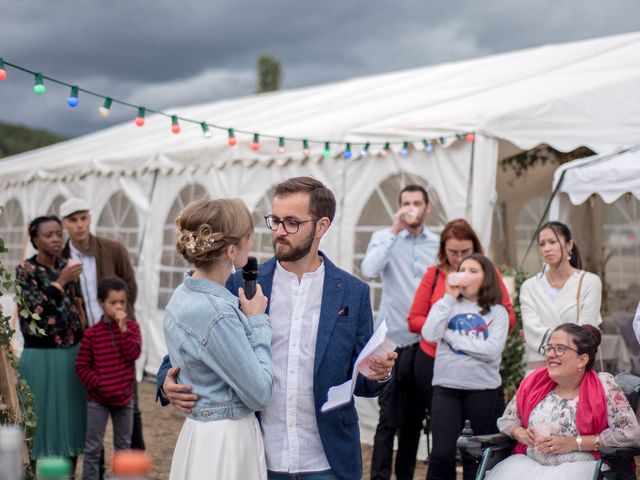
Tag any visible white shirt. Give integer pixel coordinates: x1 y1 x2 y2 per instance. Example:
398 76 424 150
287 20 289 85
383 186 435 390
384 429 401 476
69 243 103 326
261 260 330 474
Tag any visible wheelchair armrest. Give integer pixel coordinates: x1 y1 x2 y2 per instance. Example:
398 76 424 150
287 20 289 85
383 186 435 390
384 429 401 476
457 432 515 458
598 446 640 458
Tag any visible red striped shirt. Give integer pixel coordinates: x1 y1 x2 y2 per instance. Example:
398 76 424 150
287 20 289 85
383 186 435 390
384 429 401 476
76 317 141 406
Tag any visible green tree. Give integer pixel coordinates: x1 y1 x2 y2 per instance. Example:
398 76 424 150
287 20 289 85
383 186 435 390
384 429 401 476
0 122 66 160
257 54 282 93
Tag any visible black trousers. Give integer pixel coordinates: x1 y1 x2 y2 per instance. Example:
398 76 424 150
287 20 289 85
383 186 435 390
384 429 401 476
371 345 431 480
426 386 500 480
98 382 145 479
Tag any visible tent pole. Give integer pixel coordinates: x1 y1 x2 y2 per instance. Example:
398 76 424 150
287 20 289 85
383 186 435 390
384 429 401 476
464 135 476 219
137 168 159 260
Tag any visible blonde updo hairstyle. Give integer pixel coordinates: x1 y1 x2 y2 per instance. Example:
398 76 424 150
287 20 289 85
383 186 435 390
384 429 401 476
176 198 253 268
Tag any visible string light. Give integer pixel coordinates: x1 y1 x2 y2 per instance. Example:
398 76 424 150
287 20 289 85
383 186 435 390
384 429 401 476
33 73 45 95
0 59 477 155
360 142 370 157
343 143 352 159
67 86 79 107
99 97 112 118
200 122 212 138
250 133 260 151
323 142 331 159
380 142 390 157
135 107 145 127
171 115 181 134
227 128 237 146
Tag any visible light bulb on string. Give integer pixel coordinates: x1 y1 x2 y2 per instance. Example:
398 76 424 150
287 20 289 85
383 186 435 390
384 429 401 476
0 58 6 81
200 122 212 138
33 73 45 95
380 142 390 157
439 137 446 145
343 143 352 160
135 107 145 127
400 141 409 157
171 116 181 134
277 137 286 153
323 142 331 159
455 133 463 141
250 133 260 151
465 133 475 142
302 139 310 156
67 86 79 107
99 97 112 118
423 140 433 153
227 128 237 146
360 142 370 157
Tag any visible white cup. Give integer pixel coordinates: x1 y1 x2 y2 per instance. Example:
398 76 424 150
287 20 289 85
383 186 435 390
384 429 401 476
533 421 556 437
447 272 468 287
67 259 82 268
402 207 419 224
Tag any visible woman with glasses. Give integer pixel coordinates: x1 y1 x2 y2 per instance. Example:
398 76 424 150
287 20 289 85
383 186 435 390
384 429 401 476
407 219 516 417
487 323 640 479
520 221 602 371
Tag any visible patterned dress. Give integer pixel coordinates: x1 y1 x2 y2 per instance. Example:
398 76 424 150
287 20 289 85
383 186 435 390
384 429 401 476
487 373 640 479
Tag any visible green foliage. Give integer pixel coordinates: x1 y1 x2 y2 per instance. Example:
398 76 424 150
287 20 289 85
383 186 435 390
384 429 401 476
0 213 41 479
257 54 282 93
499 266 527 400
0 121 67 160
500 145 594 177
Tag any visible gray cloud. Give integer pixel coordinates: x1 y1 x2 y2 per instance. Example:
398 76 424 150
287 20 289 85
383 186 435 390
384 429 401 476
0 0 636 136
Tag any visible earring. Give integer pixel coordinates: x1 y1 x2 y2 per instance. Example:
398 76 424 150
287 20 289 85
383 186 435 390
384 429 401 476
230 255 236 275
578 366 583 372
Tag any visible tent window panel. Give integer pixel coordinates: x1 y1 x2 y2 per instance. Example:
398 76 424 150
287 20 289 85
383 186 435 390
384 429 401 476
46 195 66 217
96 192 140 266
603 194 640 297
0 199 25 273
158 184 208 309
515 196 548 276
251 188 276 265
353 173 446 316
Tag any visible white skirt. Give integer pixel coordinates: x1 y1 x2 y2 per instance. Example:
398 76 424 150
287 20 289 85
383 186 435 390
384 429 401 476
169 414 267 480
485 453 597 480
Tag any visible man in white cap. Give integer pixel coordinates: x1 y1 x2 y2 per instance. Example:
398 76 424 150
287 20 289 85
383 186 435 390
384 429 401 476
59 197 145 456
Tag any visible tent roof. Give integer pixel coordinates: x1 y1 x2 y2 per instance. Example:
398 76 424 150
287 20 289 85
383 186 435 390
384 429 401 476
552 144 640 206
2 31 640 186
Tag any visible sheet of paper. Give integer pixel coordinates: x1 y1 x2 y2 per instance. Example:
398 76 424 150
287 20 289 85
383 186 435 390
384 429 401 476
321 319 394 413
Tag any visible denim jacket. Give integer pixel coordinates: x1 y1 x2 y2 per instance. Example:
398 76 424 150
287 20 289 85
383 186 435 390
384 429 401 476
163 271 274 421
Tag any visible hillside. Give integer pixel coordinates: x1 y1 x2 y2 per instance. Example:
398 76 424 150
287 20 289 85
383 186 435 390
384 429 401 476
0 122 67 159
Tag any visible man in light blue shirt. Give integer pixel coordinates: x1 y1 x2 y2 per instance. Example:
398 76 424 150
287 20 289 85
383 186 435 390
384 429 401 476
361 185 439 480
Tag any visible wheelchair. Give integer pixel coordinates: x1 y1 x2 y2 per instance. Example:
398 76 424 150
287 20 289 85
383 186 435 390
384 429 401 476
456 371 640 480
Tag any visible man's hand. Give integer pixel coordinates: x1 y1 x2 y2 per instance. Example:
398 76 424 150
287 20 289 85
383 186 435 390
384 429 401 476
163 366 198 413
390 207 412 235
364 351 398 381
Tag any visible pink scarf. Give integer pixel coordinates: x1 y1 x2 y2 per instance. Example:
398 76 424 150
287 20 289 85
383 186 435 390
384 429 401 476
513 367 607 459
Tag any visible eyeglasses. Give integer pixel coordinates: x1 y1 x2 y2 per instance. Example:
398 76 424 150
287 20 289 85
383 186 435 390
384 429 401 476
264 215 317 234
541 344 579 357
446 248 473 259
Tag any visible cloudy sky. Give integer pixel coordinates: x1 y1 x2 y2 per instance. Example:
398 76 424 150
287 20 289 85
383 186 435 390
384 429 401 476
0 1 637 137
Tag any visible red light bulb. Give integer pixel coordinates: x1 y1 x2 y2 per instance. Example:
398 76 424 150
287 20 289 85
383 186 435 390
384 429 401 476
465 133 475 142
0 69 6 81
135 117 145 127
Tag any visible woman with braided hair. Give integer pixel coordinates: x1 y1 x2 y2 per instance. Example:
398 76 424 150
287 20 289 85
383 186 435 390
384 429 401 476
164 198 274 480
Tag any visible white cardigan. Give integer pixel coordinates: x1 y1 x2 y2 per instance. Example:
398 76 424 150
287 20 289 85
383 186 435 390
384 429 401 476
520 270 602 363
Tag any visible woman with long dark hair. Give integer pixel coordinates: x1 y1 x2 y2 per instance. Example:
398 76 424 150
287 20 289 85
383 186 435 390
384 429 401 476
520 221 602 371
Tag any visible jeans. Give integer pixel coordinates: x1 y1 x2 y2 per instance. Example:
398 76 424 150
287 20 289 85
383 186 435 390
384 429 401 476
426 386 500 480
82 400 134 480
371 344 429 480
268 470 338 480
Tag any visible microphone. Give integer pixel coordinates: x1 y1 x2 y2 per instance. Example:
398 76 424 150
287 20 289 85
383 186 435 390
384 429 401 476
242 256 258 300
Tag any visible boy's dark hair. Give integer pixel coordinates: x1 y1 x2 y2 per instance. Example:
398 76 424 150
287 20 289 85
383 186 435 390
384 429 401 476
459 253 502 315
398 184 429 206
97 276 128 301
274 176 336 222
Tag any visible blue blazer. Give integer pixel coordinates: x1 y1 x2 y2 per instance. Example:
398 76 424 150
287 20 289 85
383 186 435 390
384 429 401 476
157 252 386 480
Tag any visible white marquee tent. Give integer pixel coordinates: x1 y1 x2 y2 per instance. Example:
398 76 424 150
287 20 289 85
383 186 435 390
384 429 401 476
1 31 640 391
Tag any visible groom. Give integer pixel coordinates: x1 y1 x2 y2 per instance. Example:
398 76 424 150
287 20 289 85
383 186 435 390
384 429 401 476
157 176 396 480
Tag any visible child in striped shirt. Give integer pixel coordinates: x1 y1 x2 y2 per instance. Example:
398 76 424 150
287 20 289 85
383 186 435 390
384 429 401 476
76 276 141 480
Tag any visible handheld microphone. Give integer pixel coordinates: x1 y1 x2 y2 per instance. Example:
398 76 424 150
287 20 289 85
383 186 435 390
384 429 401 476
242 256 259 300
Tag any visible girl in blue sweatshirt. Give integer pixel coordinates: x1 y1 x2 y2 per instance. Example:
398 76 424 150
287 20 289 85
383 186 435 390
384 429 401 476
422 253 509 480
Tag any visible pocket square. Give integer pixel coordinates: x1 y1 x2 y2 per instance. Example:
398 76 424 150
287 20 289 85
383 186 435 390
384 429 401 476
338 306 349 316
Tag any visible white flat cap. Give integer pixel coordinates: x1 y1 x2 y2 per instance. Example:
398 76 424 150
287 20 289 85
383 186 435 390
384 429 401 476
59 198 90 219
